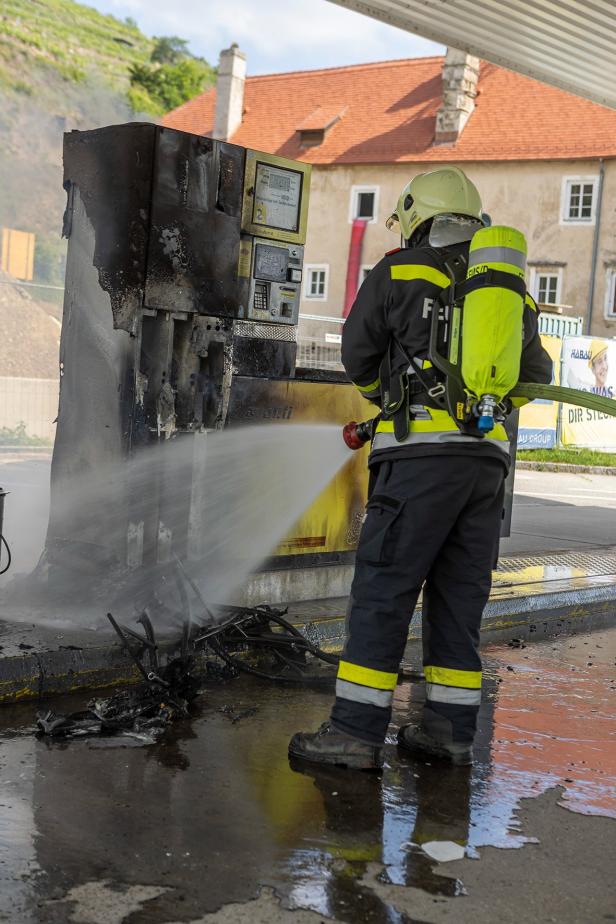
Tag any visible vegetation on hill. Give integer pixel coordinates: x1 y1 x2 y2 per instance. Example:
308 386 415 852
0 0 215 114
0 0 215 284
0 0 154 97
128 35 215 115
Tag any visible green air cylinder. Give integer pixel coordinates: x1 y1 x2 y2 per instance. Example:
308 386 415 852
461 225 527 430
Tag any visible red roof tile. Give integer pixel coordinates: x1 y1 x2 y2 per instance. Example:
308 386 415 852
163 56 616 163
296 105 346 131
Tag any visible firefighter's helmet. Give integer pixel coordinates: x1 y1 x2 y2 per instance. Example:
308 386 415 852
386 166 483 242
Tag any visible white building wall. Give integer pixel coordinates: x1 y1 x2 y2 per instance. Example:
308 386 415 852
299 159 616 349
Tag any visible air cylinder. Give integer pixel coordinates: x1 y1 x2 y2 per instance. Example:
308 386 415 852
461 225 527 411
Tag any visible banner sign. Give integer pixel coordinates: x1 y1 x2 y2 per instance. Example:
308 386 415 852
518 334 561 449
560 335 616 449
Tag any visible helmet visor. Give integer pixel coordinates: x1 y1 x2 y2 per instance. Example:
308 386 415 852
385 212 400 232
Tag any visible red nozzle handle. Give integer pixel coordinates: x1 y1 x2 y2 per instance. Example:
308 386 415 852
343 420 371 450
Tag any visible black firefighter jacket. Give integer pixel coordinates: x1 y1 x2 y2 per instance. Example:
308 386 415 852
341 240 554 466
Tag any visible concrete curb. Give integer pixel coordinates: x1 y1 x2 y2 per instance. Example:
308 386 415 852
0 446 52 455
299 581 616 653
1 580 615 704
516 461 616 475
0 635 198 705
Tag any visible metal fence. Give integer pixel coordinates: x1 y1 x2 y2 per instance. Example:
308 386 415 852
0 377 59 441
296 337 343 371
538 313 583 338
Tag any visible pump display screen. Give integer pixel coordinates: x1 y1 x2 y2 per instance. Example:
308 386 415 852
254 243 289 282
252 162 303 232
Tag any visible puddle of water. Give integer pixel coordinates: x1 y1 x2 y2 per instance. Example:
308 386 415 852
488 630 616 819
0 630 613 921
0 736 41 924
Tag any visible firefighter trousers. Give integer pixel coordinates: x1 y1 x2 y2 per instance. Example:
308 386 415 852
331 453 506 745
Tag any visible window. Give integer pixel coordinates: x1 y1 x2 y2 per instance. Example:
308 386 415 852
349 186 379 223
536 273 559 305
304 264 329 300
561 176 598 224
358 264 373 287
605 268 616 319
531 268 562 305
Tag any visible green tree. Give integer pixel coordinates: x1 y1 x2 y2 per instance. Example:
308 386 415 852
129 56 214 116
151 36 191 65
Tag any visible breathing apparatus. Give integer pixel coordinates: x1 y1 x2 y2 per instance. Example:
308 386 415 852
431 222 528 434
343 168 616 449
384 166 519 436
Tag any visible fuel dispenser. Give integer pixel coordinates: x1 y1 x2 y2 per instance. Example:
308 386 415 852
45 123 369 602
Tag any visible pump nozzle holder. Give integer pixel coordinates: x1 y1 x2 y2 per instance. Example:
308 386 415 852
343 419 374 450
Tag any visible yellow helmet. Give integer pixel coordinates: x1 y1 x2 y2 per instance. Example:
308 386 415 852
386 166 483 242
588 339 608 367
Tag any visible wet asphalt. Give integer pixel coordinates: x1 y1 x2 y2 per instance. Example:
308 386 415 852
0 628 614 924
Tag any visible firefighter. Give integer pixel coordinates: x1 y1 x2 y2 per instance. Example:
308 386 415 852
289 166 553 770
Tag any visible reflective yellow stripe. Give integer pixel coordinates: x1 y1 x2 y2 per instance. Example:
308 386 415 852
354 378 380 394
525 294 538 312
377 416 458 434
337 660 398 691
376 409 508 441
390 265 451 288
424 666 482 689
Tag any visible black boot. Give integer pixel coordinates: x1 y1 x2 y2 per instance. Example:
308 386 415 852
397 706 474 766
289 721 383 770
397 724 473 766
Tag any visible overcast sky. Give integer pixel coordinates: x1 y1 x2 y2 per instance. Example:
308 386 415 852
82 0 443 74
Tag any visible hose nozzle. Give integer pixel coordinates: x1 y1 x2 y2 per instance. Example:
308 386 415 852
343 419 375 450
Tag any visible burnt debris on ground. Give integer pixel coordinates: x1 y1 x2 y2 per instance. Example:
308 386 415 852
36 595 338 745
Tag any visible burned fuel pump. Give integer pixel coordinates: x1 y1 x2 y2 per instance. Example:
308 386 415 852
45 125 309 585
43 123 369 608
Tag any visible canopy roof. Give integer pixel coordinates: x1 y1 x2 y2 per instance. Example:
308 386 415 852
326 0 616 110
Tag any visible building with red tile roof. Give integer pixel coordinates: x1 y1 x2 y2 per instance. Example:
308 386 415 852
164 51 616 343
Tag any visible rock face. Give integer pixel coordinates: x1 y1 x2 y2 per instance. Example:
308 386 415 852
0 271 60 379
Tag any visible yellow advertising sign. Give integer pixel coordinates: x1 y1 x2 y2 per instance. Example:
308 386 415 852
560 336 616 449
518 334 561 448
1 228 35 281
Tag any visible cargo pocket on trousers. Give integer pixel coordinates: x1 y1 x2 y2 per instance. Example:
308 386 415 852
356 493 405 565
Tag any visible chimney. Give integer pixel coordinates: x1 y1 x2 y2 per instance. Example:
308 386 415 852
435 47 479 144
213 44 246 141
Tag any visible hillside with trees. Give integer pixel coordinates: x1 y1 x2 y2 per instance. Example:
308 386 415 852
0 0 215 287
